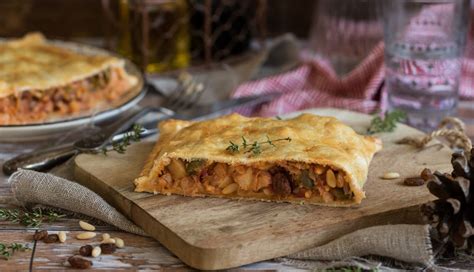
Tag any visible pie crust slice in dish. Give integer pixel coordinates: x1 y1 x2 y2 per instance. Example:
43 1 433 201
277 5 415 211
134 113 382 206
0 33 138 125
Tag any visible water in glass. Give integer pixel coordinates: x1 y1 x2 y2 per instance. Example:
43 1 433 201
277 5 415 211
383 0 470 131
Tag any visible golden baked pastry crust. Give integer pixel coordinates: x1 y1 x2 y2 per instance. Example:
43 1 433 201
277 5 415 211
134 113 382 206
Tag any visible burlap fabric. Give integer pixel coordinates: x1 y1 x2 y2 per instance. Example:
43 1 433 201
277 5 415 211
284 224 433 265
9 169 146 236
9 169 434 267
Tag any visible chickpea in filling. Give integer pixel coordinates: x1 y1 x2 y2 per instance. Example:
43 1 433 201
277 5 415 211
156 159 354 202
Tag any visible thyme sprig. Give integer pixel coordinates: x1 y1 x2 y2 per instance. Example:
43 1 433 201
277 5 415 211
102 124 143 154
226 136 292 155
226 141 240 153
0 208 65 228
0 243 30 260
0 209 20 223
367 110 407 134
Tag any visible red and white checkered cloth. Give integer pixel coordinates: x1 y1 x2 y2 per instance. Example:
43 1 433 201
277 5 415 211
232 10 474 117
232 43 385 116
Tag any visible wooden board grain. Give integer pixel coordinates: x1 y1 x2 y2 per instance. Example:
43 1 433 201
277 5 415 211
73 108 453 270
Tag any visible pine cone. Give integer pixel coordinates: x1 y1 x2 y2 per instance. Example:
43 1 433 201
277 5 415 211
420 148 474 252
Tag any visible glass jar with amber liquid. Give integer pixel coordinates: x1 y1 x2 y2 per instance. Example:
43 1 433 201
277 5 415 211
105 0 191 73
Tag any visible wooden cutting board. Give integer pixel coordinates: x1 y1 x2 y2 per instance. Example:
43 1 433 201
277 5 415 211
74 108 453 270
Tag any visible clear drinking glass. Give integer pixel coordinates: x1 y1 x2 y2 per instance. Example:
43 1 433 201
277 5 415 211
382 0 470 131
309 0 383 76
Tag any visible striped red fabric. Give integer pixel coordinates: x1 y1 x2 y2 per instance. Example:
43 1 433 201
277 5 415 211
231 43 385 116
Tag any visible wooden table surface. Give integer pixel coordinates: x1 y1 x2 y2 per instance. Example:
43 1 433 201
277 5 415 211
3 105 474 271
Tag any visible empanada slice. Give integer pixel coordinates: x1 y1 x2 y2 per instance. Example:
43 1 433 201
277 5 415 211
134 113 382 206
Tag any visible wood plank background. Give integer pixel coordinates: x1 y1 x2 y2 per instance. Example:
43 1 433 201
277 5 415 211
0 0 315 40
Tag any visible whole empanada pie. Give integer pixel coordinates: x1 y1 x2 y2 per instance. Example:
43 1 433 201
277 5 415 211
0 33 138 125
134 113 382 206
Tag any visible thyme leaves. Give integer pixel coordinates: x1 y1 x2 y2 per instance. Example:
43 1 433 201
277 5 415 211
226 136 291 155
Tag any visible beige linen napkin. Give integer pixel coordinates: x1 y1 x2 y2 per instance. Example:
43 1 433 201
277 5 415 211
8 169 434 267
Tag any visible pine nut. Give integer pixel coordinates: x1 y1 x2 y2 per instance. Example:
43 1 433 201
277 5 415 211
92 246 101 257
222 183 238 194
79 221 96 231
58 231 67 243
326 169 337 188
336 172 345 188
102 238 116 244
315 165 325 175
382 172 400 180
115 238 125 248
76 232 96 240
102 233 110 241
304 191 312 198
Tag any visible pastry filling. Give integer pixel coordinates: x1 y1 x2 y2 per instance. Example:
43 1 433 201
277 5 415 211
0 67 132 125
155 159 354 203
